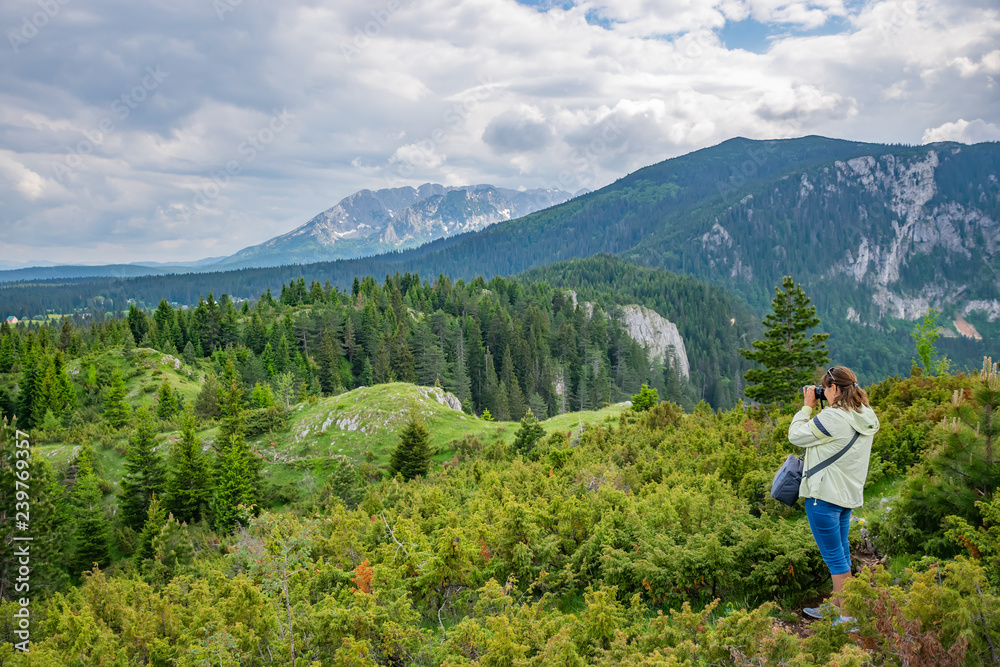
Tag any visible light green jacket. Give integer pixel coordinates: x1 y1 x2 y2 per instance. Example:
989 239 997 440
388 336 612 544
788 404 880 508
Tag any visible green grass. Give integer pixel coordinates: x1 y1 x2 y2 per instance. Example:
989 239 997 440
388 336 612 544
253 383 511 467
68 347 205 411
34 379 632 509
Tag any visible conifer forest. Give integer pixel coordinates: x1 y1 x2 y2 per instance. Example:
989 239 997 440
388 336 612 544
0 259 996 665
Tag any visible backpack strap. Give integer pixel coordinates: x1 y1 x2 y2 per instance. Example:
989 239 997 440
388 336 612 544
804 430 861 478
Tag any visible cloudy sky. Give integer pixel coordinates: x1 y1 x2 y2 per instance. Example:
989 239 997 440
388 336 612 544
0 0 998 266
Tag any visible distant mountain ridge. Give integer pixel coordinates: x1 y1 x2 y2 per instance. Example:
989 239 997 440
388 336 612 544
0 183 575 282
215 183 575 268
2 135 996 382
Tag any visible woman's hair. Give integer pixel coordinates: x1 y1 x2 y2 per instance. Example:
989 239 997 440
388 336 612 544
822 366 870 411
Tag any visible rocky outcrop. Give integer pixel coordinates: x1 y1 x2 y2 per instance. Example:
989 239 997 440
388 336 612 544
563 292 690 379
810 148 1000 321
963 300 1000 322
616 305 690 380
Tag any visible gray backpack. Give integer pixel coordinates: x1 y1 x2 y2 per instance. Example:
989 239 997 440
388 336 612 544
771 429 860 506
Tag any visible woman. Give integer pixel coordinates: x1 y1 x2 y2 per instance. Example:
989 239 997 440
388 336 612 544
788 366 880 622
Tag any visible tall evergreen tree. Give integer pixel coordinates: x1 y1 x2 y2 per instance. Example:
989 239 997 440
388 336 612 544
126 304 150 346
103 367 132 429
213 433 255 532
118 408 167 531
16 345 38 429
448 333 472 403
416 323 447 387
0 334 16 373
389 416 431 480
482 349 502 419
501 347 526 421
740 276 829 405
137 492 167 561
156 379 180 419
69 474 111 576
391 325 416 383
316 328 342 395
166 409 212 524
213 361 261 530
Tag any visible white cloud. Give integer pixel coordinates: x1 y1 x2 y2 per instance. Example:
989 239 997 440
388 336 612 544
922 118 1000 144
0 0 997 264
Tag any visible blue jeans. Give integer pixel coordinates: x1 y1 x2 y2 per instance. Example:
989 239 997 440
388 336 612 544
805 498 852 575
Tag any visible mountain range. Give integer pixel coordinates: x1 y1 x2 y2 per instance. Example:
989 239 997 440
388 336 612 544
2 135 997 381
214 184 575 269
0 184 574 281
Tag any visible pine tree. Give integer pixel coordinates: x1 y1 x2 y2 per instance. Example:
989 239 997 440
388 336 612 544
217 361 246 453
16 345 38 429
501 347 526 421
118 408 166 530
212 434 255 532
250 382 275 409
513 409 545 455
103 367 132 429
316 328 342 395
416 323 447 386
0 335 15 373
213 362 260 530
482 349 501 418
194 373 220 419
373 336 392 383
137 492 167 561
390 325 416 383
126 303 149 346
276 335 291 374
165 409 212 523
740 276 829 405
153 300 175 349
182 340 197 365
389 416 431 480
630 384 659 412
360 357 374 386
261 341 277 377
156 379 180 419
448 333 472 403
889 358 1000 555
69 474 111 576
147 513 194 583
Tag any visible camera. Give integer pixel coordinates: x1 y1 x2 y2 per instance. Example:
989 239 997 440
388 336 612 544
813 385 826 402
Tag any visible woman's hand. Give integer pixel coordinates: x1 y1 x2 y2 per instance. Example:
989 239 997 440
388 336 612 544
803 385 817 409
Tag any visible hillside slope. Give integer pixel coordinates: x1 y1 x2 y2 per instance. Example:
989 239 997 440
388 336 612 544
35 379 629 500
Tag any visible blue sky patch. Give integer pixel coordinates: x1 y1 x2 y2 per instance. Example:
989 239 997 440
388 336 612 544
718 15 853 54
514 0 575 10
